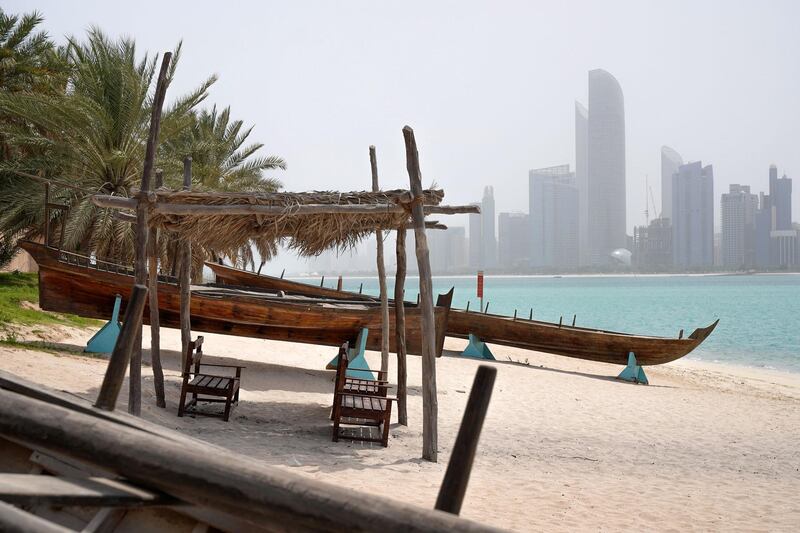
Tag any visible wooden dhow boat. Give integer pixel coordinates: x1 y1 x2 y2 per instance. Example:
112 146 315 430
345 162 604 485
20 241 452 357
207 261 718 366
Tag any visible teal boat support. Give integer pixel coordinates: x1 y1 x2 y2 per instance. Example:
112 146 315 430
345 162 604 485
325 328 376 380
617 351 649 385
85 294 122 353
460 333 495 360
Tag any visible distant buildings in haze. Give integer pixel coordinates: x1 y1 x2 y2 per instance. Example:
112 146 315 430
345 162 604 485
528 165 579 270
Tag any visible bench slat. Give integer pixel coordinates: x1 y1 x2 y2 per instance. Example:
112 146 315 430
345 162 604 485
0 474 172 507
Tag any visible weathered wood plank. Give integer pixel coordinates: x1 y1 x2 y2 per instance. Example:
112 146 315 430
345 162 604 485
180 157 193 371
403 125 439 463
0 474 172 507
0 500 73 533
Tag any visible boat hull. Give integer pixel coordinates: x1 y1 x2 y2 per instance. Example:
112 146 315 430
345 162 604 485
21 242 451 356
207 261 718 366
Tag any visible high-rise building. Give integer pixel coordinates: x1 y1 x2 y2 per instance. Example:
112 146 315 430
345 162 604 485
468 205 482 269
429 226 467 274
575 101 589 266
672 161 714 269
721 184 758 269
481 186 497 269
632 217 672 271
661 146 683 221
529 165 579 270
754 191 773 268
769 165 792 230
498 212 530 270
587 69 626 266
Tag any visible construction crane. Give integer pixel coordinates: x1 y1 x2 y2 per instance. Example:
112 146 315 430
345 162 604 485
644 175 660 226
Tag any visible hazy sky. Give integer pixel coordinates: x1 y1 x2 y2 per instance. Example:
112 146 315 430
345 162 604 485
11 0 800 253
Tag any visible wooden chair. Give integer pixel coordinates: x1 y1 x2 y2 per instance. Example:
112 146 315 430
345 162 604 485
177 336 245 422
331 344 396 447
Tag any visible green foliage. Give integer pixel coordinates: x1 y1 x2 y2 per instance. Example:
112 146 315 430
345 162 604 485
0 8 286 268
0 271 99 328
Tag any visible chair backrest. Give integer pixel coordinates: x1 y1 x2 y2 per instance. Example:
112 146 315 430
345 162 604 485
183 336 205 375
334 342 350 393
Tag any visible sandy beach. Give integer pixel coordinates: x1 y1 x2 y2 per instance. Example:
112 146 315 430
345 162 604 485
1 324 798 532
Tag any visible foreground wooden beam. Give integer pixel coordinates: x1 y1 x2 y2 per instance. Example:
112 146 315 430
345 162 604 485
370 145 390 375
403 125 438 462
94 285 149 411
435 366 497 515
131 51 171 416
0 390 502 533
395 226 408 426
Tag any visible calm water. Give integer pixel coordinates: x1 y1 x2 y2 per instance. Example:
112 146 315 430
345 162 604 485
297 274 800 373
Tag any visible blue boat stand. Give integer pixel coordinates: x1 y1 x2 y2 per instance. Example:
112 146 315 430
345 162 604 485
617 351 649 385
325 327 377 380
460 333 495 360
85 294 122 353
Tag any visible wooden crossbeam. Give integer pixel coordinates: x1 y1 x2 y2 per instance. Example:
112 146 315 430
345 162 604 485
0 474 172 507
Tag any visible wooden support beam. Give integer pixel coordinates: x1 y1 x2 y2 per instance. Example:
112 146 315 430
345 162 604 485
403 126 438 462
435 366 497 515
94 285 148 411
131 52 172 416
395 226 408 426
91 195 479 217
179 157 193 370
43 182 50 247
371 146 390 375
149 170 166 408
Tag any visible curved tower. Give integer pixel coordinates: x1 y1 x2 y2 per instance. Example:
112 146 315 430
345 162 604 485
661 146 683 221
587 69 626 265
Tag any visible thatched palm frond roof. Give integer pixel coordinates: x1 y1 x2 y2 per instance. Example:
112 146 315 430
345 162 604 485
101 188 450 256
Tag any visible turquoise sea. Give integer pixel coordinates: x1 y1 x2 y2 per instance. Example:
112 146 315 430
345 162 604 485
299 274 800 373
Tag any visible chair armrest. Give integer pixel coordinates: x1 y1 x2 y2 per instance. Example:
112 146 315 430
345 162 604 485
192 373 240 380
200 363 247 369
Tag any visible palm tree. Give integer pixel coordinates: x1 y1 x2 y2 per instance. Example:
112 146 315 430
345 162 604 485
0 28 216 263
160 105 287 273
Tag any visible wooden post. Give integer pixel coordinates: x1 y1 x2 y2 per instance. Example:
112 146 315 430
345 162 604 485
131 52 172 416
402 126 438 462
149 170 166 408
320 275 325 287
370 146 390 375
95 285 149 411
336 275 343 291
395 226 408 426
435 365 497 515
179 157 193 371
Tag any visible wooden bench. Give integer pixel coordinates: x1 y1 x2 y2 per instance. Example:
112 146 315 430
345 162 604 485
177 337 245 422
331 344 396 447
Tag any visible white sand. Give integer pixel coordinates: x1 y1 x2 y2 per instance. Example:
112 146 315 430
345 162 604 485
1 325 798 532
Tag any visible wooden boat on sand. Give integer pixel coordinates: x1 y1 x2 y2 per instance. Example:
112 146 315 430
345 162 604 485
20 241 452 357
207 261 718 366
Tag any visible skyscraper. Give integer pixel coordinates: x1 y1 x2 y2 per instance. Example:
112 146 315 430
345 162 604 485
498 212 530 269
481 186 497 269
661 146 683 221
575 101 589 266
769 165 792 230
529 165 579 270
468 204 482 269
587 69 626 265
672 161 714 269
721 184 758 269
